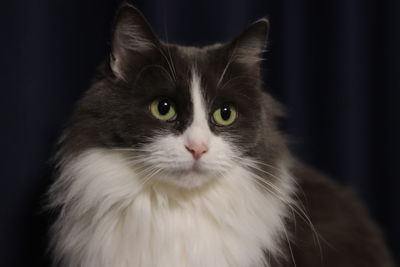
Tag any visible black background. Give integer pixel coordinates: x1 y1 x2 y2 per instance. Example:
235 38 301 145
1 0 399 266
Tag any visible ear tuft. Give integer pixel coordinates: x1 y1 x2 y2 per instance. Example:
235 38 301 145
230 18 269 65
110 4 159 80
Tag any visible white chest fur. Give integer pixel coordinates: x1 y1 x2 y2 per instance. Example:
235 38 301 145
50 149 291 267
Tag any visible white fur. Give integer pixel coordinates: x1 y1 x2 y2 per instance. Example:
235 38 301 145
51 149 292 267
184 71 210 147
50 70 293 267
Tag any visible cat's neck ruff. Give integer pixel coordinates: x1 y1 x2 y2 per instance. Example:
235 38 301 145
51 148 294 267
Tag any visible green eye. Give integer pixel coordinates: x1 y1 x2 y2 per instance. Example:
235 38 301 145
150 98 177 121
212 104 238 126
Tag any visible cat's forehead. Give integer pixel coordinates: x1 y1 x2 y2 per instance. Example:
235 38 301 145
165 44 237 91
168 44 225 75
165 44 260 103
174 43 223 58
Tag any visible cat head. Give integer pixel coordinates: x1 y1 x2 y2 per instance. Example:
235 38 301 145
61 3 287 189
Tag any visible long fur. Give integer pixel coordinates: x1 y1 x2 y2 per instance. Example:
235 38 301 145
47 4 395 267
49 148 294 267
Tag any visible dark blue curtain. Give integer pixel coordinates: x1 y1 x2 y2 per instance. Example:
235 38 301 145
1 0 399 266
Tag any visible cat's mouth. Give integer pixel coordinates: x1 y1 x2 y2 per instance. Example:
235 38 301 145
160 160 219 189
175 161 206 175
138 155 223 188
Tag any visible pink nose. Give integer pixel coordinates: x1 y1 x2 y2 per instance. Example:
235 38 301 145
185 143 208 160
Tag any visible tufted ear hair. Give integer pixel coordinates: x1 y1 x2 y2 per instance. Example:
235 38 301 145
228 18 269 67
110 3 160 81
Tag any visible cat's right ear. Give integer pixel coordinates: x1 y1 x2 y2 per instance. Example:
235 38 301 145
110 4 160 81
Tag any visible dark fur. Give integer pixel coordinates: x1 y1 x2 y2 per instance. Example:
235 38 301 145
274 164 394 267
55 3 394 266
60 4 286 172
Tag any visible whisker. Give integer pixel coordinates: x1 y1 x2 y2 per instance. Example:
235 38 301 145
217 47 236 87
156 45 177 82
219 75 260 92
233 158 324 260
161 14 177 81
283 223 297 267
233 156 307 201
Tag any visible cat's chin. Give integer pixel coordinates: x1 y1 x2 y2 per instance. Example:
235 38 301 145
158 166 220 189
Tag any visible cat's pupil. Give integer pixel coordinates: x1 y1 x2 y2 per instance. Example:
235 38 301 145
221 106 231 121
158 100 170 115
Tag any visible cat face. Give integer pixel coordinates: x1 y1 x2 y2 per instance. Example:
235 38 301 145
63 4 285 188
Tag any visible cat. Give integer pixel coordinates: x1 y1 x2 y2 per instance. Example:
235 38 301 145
47 3 394 267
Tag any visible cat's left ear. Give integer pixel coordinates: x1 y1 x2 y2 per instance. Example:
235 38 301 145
110 3 160 81
228 18 269 67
